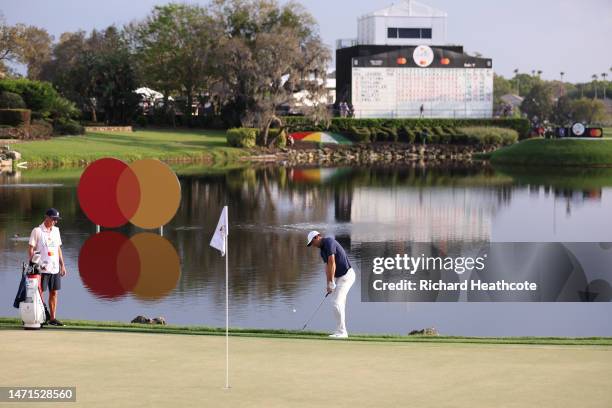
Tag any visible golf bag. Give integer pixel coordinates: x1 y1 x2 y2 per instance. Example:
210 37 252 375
15 253 50 329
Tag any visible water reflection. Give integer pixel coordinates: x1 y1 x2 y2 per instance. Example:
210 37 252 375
1 164 611 335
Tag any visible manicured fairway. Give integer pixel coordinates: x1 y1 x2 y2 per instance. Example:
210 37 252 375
0 329 610 408
13 129 246 167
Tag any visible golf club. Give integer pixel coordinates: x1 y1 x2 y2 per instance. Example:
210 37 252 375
301 292 329 330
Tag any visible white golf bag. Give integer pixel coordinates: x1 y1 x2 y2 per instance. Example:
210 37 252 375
19 253 49 330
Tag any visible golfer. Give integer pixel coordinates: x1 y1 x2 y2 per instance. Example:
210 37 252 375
28 208 67 326
307 231 356 338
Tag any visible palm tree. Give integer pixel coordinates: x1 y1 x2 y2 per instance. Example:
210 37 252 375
602 72 608 99
592 74 598 99
537 70 543 78
513 68 520 94
560 71 565 82
531 69 536 76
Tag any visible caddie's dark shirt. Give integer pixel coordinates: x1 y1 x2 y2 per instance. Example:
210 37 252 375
320 237 352 277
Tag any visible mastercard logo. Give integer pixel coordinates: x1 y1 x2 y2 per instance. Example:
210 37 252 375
589 128 602 138
79 231 181 300
77 158 182 301
78 158 181 229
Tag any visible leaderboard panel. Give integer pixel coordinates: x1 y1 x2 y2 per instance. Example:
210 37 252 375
350 45 493 118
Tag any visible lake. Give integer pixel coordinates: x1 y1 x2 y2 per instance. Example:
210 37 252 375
1 163 611 336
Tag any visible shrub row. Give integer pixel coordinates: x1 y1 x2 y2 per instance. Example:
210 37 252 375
344 125 517 145
283 117 530 139
457 127 518 146
0 109 31 127
227 128 286 148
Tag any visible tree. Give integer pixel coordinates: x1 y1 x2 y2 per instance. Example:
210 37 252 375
601 72 608 99
41 27 139 124
520 82 554 122
213 0 330 145
592 74 598 99
552 95 572 125
571 98 606 124
513 68 520 94
493 74 513 112
131 4 219 126
0 15 52 79
510 73 538 97
15 26 53 79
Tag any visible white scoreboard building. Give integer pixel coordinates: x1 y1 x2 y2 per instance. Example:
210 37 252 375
336 0 493 119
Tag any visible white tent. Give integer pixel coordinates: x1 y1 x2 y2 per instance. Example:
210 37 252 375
134 87 173 101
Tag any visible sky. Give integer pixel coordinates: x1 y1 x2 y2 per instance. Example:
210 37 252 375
1 0 611 83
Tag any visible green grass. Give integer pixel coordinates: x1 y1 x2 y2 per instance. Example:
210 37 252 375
13 128 247 167
604 127 611 138
0 317 610 345
489 138 612 166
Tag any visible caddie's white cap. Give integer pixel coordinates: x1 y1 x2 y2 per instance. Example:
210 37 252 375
306 231 320 247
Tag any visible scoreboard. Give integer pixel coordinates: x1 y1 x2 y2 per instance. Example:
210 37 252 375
349 45 493 119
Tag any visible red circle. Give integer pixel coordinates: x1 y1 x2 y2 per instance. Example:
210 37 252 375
78 231 135 299
78 158 131 228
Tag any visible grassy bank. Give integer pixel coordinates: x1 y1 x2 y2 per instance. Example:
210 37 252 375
1 317 610 345
488 138 612 166
13 128 247 167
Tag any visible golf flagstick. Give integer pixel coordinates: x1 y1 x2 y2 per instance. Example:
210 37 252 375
210 206 230 389
224 213 229 390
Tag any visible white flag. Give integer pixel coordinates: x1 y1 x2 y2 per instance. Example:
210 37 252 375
210 206 228 256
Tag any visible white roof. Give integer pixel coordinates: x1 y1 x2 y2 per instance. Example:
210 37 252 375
500 94 524 107
361 0 447 18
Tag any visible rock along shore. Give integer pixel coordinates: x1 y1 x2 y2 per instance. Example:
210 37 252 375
246 142 498 166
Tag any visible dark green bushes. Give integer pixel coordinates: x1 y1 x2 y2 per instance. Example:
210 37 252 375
283 117 530 140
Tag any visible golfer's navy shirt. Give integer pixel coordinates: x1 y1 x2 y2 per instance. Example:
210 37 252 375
320 237 351 277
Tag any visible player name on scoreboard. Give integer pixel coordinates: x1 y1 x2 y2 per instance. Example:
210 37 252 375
350 45 493 119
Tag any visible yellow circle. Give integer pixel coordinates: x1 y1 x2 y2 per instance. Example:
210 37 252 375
130 233 181 300
128 159 181 229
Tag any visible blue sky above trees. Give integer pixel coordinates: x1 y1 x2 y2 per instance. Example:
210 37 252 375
2 0 611 83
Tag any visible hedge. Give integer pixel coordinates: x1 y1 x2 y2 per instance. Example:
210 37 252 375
282 117 530 139
227 128 287 147
226 127 257 147
0 79 60 115
458 127 518 146
0 91 26 109
310 125 517 146
0 109 31 127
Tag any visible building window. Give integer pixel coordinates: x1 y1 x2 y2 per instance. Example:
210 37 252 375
398 28 420 38
387 27 433 39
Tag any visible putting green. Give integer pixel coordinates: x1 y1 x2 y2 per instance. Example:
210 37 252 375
0 330 611 407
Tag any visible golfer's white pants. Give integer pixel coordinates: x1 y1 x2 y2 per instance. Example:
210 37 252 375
332 268 355 335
